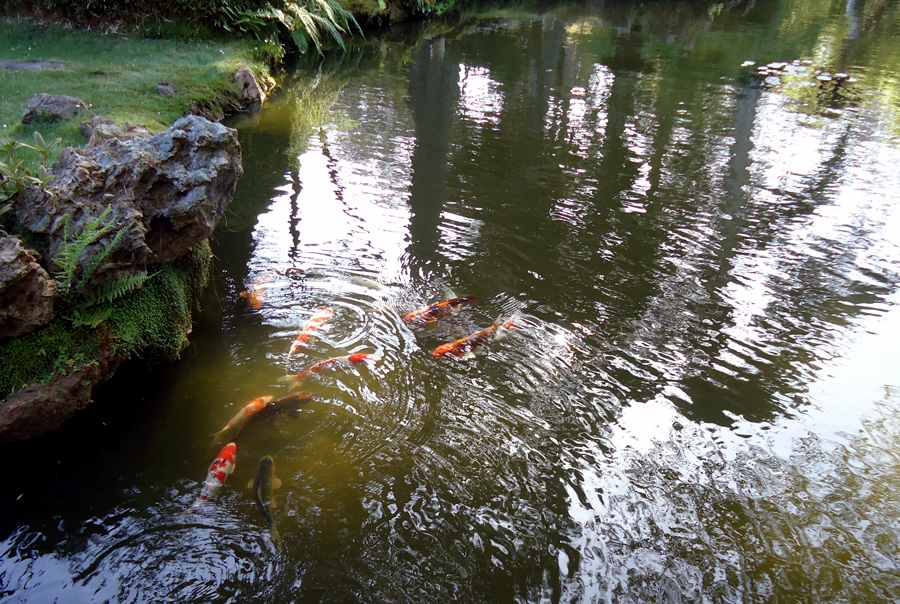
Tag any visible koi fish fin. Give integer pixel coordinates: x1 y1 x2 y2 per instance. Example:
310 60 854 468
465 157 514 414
496 312 522 340
272 477 282 490
462 351 477 360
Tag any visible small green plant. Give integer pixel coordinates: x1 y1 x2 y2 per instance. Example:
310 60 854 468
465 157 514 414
51 204 151 327
52 205 124 297
0 133 58 202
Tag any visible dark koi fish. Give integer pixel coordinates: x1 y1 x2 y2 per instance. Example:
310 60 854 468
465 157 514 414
187 442 238 513
288 307 334 357
403 296 477 325
249 455 283 550
212 396 274 446
246 391 314 425
281 353 381 389
432 316 517 358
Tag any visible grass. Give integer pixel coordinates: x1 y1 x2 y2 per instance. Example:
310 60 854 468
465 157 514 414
0 19 242 400
0 18 271 165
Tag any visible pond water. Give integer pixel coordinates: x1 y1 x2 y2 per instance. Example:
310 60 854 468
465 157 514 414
3 0 900 602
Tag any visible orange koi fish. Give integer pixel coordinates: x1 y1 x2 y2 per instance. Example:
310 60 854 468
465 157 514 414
281 353 381 388
288 307 334 357
240 271 277 310
211 396 274 446
403 296 477 325
187 442 238 513
432 316 517 358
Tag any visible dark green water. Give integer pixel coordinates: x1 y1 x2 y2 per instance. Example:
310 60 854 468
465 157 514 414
3 0 900 601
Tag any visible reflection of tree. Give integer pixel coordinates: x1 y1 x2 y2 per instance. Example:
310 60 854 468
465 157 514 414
420 1 900 428
405 39 460 274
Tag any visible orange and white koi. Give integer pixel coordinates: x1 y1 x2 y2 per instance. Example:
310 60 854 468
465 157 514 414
281 353 381 388
432 316 517 358
287 307 334 357
403 296 477 325
187 442 238 513
211 396 274 446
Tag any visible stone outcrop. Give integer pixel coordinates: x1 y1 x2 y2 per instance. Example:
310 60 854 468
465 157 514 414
234 66 266 111
22 93 92 124
0 352 123 445
0 235 57 339
15 115 243 287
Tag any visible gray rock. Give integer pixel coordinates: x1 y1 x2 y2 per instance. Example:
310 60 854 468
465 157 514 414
16 115 242 288
234 66 266 111
80 115 116 139
22 93 92 124
0 60 66 71
157 82 180 98
0 235 56 339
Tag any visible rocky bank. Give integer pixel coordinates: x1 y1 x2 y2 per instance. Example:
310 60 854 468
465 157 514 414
0 113 244 445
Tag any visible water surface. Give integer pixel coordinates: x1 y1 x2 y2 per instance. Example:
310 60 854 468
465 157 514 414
3 0 900 601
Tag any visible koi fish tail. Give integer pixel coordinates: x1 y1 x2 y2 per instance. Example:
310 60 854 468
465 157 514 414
210 426 234 447
494 312 521 340
270 527 284 551
287 378 307 392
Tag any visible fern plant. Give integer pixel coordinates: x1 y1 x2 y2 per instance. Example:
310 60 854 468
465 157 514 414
51 203 152 327
52 204 122 297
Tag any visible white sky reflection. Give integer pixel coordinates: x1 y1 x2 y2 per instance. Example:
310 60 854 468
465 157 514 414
458 65 504 126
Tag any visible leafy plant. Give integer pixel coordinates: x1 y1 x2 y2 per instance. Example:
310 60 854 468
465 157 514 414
0 133 58 202
50 204 152 327
224 0 362 57
52 205 123 297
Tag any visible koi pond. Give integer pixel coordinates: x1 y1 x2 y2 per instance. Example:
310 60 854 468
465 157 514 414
3 0 900 601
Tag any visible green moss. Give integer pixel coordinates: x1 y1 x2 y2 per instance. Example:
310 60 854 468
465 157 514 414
106 240 212 364
0 320 99 399
0 240 212 401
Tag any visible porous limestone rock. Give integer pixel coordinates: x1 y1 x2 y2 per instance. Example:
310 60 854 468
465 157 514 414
21 93 92 124
0 352 123 445
234 66 266 111
15 115 243 288
0 235 57 339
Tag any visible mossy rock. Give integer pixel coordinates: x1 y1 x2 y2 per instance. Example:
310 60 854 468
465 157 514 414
0 240 212 408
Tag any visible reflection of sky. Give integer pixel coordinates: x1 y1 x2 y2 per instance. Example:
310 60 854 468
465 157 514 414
248 134 413 292
458 65 504 126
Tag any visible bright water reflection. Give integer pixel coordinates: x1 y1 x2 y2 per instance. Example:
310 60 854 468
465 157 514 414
3 0 900 602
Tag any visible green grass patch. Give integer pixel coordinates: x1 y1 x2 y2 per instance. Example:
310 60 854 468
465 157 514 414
0 19 270 166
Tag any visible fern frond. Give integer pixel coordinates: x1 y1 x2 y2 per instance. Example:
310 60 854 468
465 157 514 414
78 271 150 308
67 307 113 329
52 204 121 296
75 218 134 292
